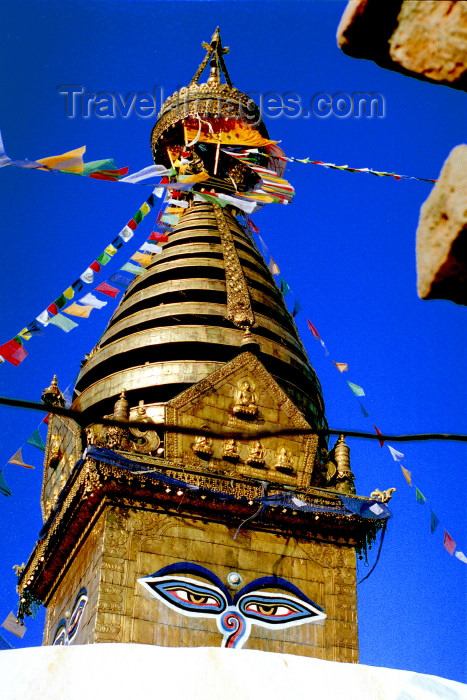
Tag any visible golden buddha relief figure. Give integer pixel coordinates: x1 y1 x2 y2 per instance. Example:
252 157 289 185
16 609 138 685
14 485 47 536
192 427 214 457
274 446 295 475
222 438 239 461
232 379 258 418
247 441 265 468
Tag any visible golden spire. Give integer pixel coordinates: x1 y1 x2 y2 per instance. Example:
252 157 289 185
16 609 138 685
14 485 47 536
41 374 65 407
191 27 232 87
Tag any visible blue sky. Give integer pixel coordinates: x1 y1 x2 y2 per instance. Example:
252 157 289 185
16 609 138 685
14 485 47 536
0 0 465 682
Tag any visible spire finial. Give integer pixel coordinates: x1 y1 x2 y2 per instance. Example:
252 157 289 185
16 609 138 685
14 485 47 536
42 374 65 407
190 27 232 87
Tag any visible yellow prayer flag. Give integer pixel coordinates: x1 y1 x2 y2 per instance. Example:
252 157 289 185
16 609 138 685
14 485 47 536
36 146 86 173
63 287 75 300
177 172 210 184
18 327 32 341
401 465 412 486
235 192 276 203
63 303 94 318
268 257 280 275
183 122 277 147
9 448 34 469
131 252 153 267
140 202 151 216
105 244 118 256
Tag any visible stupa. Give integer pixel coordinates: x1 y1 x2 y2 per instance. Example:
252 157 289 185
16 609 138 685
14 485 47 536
16 29 391 659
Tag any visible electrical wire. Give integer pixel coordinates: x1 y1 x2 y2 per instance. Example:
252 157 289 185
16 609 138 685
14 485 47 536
0 395 466 443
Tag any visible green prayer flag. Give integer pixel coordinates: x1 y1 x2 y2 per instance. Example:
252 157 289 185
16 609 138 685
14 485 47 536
347 381 365 397
360 403 370 418
280 277 291 296
48 313 79 332
54 294 67 310
198 192 229 208
0 471 11 497
121 262 145 276
415 487 426 504
134 209 144 224
26 428 46 452
82 158 117 176
96 251 112 266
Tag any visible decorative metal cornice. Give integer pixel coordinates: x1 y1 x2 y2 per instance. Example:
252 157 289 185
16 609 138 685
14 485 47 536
17 449 387 604
212 203 255 329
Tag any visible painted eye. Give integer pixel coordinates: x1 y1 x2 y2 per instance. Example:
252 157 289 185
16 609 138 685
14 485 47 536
52 620 67 646
238 591 326 628
244 602 298 617
165 586 219 607
138 574 228 617
67 593 88 643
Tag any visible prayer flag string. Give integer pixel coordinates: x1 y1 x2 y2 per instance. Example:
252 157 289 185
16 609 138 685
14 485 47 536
0 193 162 365
0 130 436 187
249 225 465 566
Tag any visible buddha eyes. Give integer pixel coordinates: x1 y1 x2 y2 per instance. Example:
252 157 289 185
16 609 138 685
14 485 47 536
165 586 220 607
238 592 324 626
138 566 327 635
140 575 228 616
52 621 67 645
243 602 298 617
67 594 88 642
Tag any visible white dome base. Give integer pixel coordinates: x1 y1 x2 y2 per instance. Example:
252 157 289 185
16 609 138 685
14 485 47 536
0 644 464 700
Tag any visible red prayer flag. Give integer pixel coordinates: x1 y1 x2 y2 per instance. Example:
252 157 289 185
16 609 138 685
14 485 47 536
90 261 101 273
47 303 58 316
247 218 260 233
374 425 385 447
149 232 169 242
89 167 129 180
127 220 138 231
0 339 27 366
443 531 456 556
307 320 321 339
94 282 120 298
10 345 27 366
42 414 50 424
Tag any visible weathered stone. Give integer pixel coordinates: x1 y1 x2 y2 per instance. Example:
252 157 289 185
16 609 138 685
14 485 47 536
390 2 467 84
416 145 467 304
337 0 467 90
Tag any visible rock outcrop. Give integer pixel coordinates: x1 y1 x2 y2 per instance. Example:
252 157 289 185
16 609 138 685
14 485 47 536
416 145 467 304
337 0 467 90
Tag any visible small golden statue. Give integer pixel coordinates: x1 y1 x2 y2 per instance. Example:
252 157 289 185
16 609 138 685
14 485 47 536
129 403 161 454
274 446 295 475
232 380 258 418
48 433 61 469
247 441 265 468
370 487 396 503
193 429 213 457
222 439 239 461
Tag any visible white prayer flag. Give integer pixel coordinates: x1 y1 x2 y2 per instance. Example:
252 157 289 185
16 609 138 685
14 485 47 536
388 445 405 462
140 243 162 254
36 310 50 326
80 268 94 284
1 612 26 638
120 164 173 183
79 293 107 309
369 503 384 515
119 225 134 242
